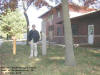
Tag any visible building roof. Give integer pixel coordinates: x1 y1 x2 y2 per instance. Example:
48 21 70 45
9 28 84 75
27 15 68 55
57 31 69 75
71 9 100 19
57 9 100 24
39 3 96 18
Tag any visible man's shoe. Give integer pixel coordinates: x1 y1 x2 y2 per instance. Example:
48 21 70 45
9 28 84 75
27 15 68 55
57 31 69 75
29 56 33 58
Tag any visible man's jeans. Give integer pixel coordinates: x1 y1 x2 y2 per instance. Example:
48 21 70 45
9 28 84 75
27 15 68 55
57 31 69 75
30 40 38 57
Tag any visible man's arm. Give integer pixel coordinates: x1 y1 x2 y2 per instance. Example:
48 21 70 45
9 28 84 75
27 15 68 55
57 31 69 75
37 31 40 41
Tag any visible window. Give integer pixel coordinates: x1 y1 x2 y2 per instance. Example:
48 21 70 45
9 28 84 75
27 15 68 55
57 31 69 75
72 24 78 35
48 25 54 31
51 14 53 20
57 26 62 36
48 14 53 21
57 11 61 17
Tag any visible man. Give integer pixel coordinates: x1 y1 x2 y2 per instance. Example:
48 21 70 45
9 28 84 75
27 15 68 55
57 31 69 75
28 25 40 58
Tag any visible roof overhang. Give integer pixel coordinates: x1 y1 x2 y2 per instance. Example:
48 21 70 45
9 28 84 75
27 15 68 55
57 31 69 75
57 9 100 24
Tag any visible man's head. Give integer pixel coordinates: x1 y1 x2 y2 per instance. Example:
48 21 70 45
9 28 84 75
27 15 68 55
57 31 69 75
32 24 36 30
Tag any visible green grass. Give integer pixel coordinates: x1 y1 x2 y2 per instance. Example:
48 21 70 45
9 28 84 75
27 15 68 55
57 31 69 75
0 42 100 75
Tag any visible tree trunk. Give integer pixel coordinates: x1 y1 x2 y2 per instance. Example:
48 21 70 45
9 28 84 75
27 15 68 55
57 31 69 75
24 12 29 45
42 20 47 55
12 36 16 55
62 0 76 66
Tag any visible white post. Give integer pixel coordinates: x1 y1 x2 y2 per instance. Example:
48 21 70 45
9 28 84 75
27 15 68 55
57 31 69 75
42 20 47 55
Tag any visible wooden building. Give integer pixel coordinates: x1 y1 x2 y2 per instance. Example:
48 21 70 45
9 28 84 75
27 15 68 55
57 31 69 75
39 3 100 45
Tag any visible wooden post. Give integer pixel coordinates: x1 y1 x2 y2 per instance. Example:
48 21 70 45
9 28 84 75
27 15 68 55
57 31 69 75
42 20 47 55
12 36 16 55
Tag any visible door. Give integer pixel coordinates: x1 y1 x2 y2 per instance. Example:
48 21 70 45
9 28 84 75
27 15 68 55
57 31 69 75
88 25 94 44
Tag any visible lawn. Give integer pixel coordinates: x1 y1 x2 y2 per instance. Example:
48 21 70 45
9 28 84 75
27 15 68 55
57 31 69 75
0 42 100 75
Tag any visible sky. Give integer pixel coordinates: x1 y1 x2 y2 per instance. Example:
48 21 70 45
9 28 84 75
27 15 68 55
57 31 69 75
17 0 55 39
26 6 48 32
70 0 85 6
25 0 59 32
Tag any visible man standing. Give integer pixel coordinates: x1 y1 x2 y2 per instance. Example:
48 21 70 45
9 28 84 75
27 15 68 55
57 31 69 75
28 25 40 58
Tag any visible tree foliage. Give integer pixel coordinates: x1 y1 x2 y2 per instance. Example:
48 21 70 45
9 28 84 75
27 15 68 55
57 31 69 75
0 0 97 9
0 0 97 16
0 10 26 39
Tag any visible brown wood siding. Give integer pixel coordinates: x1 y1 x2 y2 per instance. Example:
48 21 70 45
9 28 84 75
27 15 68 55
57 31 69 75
41 5 100 45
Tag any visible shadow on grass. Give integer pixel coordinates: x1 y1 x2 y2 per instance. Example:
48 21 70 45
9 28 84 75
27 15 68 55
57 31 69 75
83 48 100 66
1 42 100 75
38 56 65 66
89 50 100 57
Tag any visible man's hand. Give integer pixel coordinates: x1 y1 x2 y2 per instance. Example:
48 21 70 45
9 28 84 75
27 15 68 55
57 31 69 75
37 41 40 44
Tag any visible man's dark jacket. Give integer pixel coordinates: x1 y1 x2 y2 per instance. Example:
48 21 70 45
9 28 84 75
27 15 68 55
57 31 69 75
28 30 40 43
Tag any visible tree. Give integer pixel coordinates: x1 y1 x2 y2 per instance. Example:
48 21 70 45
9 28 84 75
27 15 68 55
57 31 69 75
69 0 98 7
62 0 76 66
21 0 30 45
84 0 96 6
0 10 26 39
